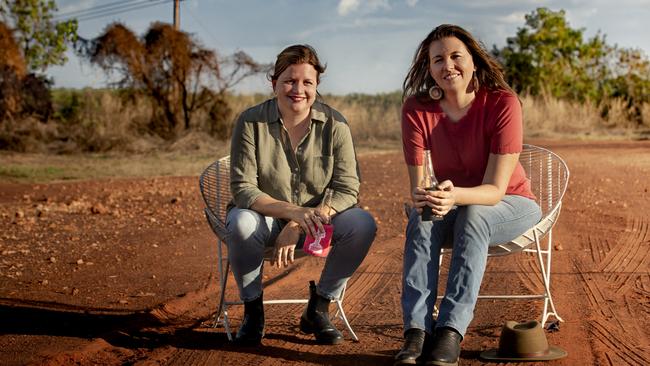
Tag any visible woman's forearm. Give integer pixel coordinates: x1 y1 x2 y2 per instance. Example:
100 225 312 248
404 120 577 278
250 195 300 221
451 185 504 206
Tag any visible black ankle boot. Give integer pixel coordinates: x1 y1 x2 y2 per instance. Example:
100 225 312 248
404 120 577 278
394 328 426 365
234 293 264 345
426 327 462 366
299 281 343 345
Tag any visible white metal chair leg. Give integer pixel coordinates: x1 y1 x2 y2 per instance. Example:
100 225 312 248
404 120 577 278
334 300 359 341
214 239 226 326
214 238 235 340
330 285 359 341
533 229 563 327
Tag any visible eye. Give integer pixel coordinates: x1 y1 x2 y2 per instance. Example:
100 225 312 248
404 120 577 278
304 80 314 86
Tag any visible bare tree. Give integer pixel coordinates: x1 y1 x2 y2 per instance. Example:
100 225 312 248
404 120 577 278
79 22 267 138
1 21 52 123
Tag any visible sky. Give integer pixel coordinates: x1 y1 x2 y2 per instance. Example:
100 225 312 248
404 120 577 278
47 0 650 95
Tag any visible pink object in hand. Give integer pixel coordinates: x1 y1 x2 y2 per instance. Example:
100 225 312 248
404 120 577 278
304 224 333 257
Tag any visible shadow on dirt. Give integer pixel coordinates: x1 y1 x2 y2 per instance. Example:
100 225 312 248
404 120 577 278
0 301 164 338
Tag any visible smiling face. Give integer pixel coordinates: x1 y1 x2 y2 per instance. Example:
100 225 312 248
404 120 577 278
273 63 318 120
428 36 476 96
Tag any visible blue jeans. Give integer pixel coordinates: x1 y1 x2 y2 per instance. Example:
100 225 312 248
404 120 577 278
401 195 542 336
226 207 376 302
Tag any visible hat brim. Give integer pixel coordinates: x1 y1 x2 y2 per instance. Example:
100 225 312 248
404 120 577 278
480 346 567 361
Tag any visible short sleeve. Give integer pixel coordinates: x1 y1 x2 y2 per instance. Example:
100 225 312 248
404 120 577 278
402 97 427 166
489 92 523 154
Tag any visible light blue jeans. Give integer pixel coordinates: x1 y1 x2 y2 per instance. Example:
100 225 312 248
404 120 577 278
226 207 376 302
401 195 542 336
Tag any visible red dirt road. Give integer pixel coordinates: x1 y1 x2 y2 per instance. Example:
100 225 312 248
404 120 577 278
0 140 649 365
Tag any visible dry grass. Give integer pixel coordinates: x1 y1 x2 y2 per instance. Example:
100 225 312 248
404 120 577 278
0 148 228 183
1 89 649 182
522 94 648 139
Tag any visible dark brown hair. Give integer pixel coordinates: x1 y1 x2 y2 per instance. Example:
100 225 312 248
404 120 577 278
402 24 514 101
270 44 326 84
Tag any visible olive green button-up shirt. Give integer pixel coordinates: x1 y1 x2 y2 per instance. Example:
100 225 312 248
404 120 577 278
230 98 360 213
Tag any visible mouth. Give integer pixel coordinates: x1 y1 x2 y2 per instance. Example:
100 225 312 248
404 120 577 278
443 73 461 81
288 95 306 102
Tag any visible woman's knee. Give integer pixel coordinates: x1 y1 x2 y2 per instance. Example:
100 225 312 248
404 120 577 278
454 205 492 244
334 208 377 243
226 208 264 242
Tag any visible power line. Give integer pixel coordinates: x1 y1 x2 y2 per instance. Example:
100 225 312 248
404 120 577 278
184 1 221 46
54 0 141 18
55 0 172 22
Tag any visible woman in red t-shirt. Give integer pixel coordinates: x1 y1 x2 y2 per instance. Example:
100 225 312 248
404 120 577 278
394 25 542 366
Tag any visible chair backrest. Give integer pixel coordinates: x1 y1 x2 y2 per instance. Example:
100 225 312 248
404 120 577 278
199 155 232 240
199 156 307 260
519 144 570 220
484 144 569 255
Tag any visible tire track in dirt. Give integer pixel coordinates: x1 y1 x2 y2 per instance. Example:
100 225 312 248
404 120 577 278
588 234 611 264
598 217 650 296
573 213 650 365
589 319 650 366
513 252 544 295
343 241 404 325
572 259 622 324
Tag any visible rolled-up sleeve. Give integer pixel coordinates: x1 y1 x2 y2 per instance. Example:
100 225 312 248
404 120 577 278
329 120 360 212
230 114 269 208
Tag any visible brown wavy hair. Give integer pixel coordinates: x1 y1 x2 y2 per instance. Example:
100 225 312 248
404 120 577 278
402 24 514 101
269 44 327 84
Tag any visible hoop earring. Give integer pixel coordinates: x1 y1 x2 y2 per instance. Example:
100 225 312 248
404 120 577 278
471 72 479 92
429 85 443 100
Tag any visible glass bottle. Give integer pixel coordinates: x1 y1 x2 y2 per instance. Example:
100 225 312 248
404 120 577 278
320 188 333 220
304 188 334 257
421 150 442 221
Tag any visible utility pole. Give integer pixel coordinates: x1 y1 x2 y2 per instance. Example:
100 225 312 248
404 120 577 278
173 0 180 30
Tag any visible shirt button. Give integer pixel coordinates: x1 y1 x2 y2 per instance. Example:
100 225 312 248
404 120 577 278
294 167 298 172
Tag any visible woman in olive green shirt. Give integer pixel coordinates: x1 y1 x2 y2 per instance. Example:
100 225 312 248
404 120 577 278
227 44 376 346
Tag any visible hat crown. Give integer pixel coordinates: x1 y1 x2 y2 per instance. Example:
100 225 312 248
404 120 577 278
497 320 550 357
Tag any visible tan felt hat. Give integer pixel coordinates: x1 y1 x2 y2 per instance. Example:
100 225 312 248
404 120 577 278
480 320 567 361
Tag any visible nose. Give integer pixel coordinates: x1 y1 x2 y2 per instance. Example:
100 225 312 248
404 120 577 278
291 82 303 94
441 57 454 70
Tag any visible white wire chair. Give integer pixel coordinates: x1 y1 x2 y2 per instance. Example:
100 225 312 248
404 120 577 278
436 144 570 327
199 155 359 342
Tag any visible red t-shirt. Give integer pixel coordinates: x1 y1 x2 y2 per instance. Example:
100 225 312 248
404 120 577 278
401 88 534 199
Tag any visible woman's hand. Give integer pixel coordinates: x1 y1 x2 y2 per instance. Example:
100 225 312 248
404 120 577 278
411 180 456 217
429 180 456 216
288 206 325 238
272 222 301 268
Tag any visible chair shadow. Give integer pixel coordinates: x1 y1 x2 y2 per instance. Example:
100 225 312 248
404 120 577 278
0 301 396 365
0 301 163 338
1 301 486 366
